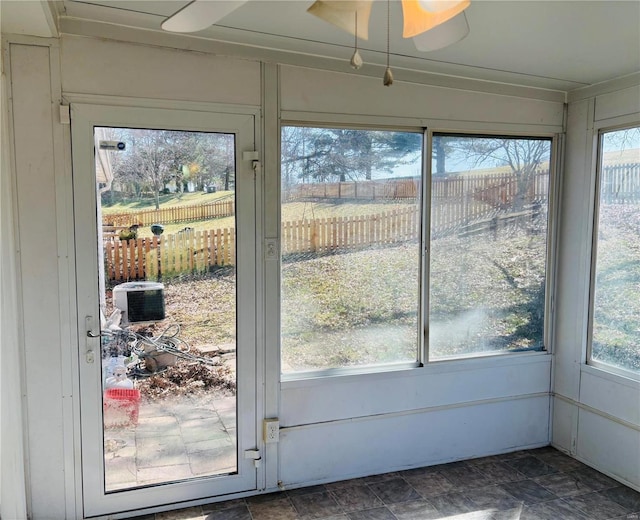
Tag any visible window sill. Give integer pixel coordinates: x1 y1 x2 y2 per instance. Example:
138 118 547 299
281 350 550 389
582 362 640 387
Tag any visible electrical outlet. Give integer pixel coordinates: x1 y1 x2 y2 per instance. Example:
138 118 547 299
265 238 277 260
264 418 279 443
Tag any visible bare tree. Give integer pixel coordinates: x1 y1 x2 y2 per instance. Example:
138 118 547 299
281 126 421 187
452 137 551 211
111 130 231 208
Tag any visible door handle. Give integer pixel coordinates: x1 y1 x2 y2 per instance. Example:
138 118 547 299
85 316 99 363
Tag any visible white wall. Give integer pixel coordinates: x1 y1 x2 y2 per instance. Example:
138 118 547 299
5 34 566 517
0 56 28 520
277 64 562 488
553 81 640 491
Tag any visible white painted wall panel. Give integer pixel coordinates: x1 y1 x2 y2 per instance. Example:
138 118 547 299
60 36 261 105
580 368 640 426
576 409 640 490
280 66 564 127
282 356 551 426
1 59 29 520
553 98 594 402
594 85 640 122
556 76 640 491
10 43 66 519
280 396 550 487
552 397 577 454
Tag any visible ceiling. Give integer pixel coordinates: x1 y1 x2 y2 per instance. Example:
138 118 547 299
2 1 640 92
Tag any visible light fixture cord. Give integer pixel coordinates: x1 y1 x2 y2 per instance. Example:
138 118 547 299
355 11 358 52
383 0 393 85
386 0 390 68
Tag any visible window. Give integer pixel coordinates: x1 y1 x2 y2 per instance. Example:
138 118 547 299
429 134 552 359
280 126 423 373
280 127 554 375
590 125 640 376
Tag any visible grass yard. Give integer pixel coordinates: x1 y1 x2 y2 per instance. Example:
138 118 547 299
136 223 548 372
101 190 232 212
126 198 417 239
104 195 639 374
592 204 640 373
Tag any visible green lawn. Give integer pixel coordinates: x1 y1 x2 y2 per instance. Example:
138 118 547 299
101 190 233 213
592 204 640 373
116 198 418 239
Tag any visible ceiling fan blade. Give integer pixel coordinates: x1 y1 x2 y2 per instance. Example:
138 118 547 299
412 11 469 52
401 0 469 38
307 1 373 41
161 0 249 33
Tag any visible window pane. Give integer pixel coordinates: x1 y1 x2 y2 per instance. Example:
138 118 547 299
96 127 239 490
429 134 552 359
281 127 422 373
592 126 640 375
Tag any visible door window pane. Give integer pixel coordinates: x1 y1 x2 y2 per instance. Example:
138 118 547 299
280 126 423 373
591 126 640 375
429 134 552 359
96 127 238 491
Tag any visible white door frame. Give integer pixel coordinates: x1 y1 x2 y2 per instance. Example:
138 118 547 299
70 102 262 518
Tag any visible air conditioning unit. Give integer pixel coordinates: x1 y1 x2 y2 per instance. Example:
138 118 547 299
113 282 165 325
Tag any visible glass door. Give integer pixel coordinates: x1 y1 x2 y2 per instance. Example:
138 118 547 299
71 104 258 517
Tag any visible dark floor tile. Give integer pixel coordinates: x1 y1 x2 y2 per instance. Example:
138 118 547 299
290 491 343 519
362 472 401 484
155 506 204 520
468 455 509 466
506 456 558 478
534 472 593 497
565 491 631 519
288 485 328 497
499 450 540 461
533 451 586 473
571 467 620 491
440 465 488 489
326 478 369 490
469 451 532 467
403 472 455 498
202 500 246 514
346 507 396 520
387 499 440 520
399 466 434 478
499 480 557 504
491 507 526 520
527 447 562 457
602 486 640 512
203 505 251 520
246 491 288 504
428 492 476 515
402 461 468 475
368 477 421 504
331 484 383 512
248 497 298 520
464 484 525 511
520 498 591 520
476 462 528 484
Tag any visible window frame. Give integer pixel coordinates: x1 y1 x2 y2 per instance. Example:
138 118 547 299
279 121 428 380
587 120 640 381
425 129 560 363
279 118 559 380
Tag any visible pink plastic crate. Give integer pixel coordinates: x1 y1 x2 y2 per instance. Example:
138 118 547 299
103 388 140 428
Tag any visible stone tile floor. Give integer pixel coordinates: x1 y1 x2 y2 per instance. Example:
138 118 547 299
104 395 237 491
128 447 640 520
